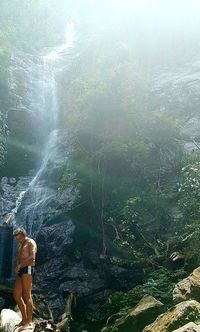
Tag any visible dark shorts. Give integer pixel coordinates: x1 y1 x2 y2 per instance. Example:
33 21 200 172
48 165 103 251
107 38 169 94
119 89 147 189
18 266 35 278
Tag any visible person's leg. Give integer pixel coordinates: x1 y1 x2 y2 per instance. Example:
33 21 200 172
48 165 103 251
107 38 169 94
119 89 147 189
13 277 27 325
22 274 33 326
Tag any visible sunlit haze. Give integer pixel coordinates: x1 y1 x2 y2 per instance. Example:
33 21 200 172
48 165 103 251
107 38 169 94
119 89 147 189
1 2 200 330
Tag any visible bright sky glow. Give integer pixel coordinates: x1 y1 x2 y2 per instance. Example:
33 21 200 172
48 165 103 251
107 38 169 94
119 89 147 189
105 0 200 20
109 0 200 10
94 0 200 37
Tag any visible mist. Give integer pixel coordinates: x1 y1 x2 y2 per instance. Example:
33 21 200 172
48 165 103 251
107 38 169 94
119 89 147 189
1 1 200 332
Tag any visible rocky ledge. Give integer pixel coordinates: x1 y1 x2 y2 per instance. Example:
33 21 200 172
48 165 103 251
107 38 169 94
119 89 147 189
2 266 200 331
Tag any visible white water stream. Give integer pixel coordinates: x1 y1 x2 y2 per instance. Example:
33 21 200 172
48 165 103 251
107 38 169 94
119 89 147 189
5 23 76 235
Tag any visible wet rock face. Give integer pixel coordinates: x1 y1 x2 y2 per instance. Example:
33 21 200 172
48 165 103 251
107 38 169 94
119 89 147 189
36 220 75 264
0 173 34 221
151 61 200 117
0 225 13 279
143 300 200 332
9 132 77 237
151 62 200 153
34 254 144 321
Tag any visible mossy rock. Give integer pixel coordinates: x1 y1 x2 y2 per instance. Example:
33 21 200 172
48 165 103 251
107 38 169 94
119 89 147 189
143 300 200 332
102 295 164 332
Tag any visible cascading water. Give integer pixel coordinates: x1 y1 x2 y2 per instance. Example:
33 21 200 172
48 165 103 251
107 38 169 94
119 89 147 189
0 23 76 279
4 22 76 236
17 130 60 235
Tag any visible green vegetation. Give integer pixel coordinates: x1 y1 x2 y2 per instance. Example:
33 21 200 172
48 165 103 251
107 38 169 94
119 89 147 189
1 1 200 331
0 0 76 175
77 268 187 332
0 0 75 52
57 17 200 329
59 31 186 264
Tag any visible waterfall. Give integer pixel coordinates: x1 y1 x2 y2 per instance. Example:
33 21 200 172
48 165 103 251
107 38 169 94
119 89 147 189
5 22 76 236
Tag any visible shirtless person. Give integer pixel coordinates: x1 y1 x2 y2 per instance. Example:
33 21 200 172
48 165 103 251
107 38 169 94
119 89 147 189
13 227 37 330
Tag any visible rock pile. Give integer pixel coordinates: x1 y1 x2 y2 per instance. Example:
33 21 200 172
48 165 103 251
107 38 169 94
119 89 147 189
101 267 200 332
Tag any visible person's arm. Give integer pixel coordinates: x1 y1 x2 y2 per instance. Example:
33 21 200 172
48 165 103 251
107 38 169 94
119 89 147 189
20 241 37 267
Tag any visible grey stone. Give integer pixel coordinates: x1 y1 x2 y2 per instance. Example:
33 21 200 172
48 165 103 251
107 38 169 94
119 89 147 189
1 177 8 185
102 295 164 332
173 322 200 332
143 300 200 332
9 178 16 185
173 267 200 303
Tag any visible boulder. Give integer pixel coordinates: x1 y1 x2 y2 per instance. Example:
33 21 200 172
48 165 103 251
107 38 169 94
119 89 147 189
102 295 164 332
142 300 200 332
0 309 21 332
173 322 200 332
173 267 200 303
0 308 60 332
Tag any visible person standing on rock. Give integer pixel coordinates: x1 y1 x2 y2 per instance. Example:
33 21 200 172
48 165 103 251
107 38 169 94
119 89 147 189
13 227 37 331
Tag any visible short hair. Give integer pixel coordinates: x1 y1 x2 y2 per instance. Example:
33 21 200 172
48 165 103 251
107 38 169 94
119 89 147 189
13 227 27 237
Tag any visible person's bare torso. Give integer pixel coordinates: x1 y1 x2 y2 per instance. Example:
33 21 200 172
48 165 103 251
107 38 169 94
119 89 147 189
18 238 37 266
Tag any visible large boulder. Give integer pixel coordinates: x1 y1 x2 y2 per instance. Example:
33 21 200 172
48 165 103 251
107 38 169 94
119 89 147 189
173 267 200 303
0 308 59 332
142 300 200 332
102 295 164 332
173 322 200 332
0 309 21 332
